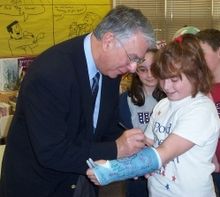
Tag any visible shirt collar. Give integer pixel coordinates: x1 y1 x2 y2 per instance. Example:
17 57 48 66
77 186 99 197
84 33 99 80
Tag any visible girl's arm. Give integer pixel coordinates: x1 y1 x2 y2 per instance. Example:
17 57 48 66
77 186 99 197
86 133 194 185
156 133 194 164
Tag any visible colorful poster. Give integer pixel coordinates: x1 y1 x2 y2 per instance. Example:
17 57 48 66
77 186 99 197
0 0 112 57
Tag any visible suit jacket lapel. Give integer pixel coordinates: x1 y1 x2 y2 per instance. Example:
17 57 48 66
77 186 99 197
73 36 94 135
96 75 121 134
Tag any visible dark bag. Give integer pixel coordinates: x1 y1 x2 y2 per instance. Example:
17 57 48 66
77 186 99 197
73 175 97 197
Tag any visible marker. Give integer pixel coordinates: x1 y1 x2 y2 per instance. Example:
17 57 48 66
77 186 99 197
118 122 128 130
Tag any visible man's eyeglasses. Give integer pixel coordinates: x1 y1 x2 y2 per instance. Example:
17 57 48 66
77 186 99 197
115 38 145 65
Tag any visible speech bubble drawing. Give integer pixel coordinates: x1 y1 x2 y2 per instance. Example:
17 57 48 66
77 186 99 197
0 4 45 21
54 5 87 21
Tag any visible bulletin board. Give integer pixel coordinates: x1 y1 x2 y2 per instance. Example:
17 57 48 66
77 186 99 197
0 0 112 57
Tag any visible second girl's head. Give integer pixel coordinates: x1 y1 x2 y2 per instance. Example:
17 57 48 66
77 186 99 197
129 48 166 105
136 48 158 89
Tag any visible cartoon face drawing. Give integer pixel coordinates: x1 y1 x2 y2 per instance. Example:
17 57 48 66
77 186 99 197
7 21 22 40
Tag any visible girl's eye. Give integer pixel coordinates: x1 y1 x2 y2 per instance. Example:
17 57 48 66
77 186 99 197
136 66 147 73
171 77 179 82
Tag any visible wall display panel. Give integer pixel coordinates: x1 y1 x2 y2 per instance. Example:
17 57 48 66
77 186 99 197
113 0 220 42
0 0 112 57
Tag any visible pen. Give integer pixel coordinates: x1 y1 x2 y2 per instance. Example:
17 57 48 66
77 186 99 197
118 121 148 132
118 122 128 130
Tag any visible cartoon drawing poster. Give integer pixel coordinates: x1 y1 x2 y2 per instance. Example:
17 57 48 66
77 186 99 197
0 0 112 57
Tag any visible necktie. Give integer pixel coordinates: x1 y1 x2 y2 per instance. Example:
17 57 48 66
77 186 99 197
91 72 100 131
91 72 100 109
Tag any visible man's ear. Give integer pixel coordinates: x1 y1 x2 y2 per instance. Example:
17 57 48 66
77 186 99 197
102 32 115 51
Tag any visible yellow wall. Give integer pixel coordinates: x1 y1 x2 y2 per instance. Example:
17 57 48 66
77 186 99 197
0 0 112 57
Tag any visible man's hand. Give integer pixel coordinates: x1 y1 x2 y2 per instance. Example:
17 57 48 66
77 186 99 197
116 128 145 158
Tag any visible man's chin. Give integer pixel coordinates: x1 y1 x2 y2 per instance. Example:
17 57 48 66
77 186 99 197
108 72 121 78
109 74 118 79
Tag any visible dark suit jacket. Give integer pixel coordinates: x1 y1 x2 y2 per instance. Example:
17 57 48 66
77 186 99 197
0 35 123 197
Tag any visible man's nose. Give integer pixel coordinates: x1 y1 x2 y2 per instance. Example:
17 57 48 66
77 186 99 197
127 62 138 73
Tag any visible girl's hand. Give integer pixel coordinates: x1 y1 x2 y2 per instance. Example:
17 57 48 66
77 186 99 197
86 160 107 185
213 155 220 172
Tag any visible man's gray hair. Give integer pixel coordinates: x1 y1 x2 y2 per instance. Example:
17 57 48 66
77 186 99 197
93 5 155 48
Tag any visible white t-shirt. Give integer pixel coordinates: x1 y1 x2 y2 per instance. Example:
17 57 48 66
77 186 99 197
145 92 220 197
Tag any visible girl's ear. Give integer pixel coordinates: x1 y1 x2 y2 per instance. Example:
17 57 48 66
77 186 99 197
217 47 220 59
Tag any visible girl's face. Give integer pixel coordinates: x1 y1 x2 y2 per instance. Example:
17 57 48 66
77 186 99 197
199 42 220 73
136 52 158 88
160 73 193 101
